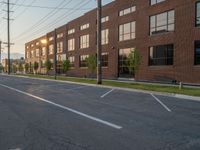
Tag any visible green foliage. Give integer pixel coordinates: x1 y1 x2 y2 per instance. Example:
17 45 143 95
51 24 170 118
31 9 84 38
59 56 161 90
127 48 141 75
12 65 17 73
33 61 39 71
86 55 97 74
18 63 23 72
0 63 3 72
25 63 29 73
45 59 52 74
62 59 70 74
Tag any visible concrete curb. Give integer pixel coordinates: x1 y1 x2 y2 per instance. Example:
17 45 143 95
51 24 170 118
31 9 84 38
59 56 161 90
2 74 200 102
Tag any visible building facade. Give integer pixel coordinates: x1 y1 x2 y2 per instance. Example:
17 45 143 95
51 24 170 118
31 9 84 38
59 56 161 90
25 0 200 84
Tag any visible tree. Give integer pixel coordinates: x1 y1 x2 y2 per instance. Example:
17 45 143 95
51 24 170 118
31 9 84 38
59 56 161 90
0 64 3 73
45 59 52 75
18 62 23 73
33 61 39 74
86 55 97 77
25 63 29 73
62 59 70 75
127 48 141 76
12 65 17 73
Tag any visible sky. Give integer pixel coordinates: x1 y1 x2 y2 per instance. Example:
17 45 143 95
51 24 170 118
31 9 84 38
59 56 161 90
0 0 113 55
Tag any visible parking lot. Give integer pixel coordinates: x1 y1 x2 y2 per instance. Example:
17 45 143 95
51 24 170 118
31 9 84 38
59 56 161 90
0 75 200 150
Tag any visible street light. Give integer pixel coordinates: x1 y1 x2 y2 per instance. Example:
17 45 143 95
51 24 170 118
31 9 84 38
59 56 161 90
41 39 47 44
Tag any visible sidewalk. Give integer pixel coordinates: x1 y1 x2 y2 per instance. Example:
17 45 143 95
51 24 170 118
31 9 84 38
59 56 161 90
1 73 200 101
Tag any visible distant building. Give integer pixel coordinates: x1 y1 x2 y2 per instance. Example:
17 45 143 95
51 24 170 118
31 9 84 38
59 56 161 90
25 0 200 84
2 57 25 73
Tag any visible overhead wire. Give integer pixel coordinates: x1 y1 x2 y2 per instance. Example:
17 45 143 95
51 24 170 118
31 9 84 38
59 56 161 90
14 0 92 42
12 0 72 40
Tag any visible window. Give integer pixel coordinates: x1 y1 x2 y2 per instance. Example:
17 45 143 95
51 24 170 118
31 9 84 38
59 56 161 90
195 41 200 65
119 22 136 41
150 0 165 5
68 39 75 51
57 42 63 53
149 44 174 66
41 60 46 68
80 23 89 30
196 2 200 27
31 50 34 58
80 55 89 67
102 29 109 45
68 29 75 35
101 53 108 67
31 44 34 47
68 56 75 68
101 16 109 23
57 33 64 38
119 6 136 16
57 55 62 62
26 51 29 58
36 42 39 46
150 10 175 35
36 49 40 57
80 34 89 49
49 37 53 41
119 48 134 76
42 47 46 56
49 44 54 55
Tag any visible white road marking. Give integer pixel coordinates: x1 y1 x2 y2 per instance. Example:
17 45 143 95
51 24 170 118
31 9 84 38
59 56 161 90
0 83 122 130
101 89 115 98
150 93 172 112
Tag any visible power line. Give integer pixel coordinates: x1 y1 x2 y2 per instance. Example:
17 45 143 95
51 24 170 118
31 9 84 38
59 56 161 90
12 0 72 40
14 0 91 42
0 1 92 10
0 0 33 35
12 0 37 19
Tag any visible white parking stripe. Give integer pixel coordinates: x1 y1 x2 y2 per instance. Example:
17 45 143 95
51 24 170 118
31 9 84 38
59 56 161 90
150 93 172 112
0 83 122 130
101 89 115 98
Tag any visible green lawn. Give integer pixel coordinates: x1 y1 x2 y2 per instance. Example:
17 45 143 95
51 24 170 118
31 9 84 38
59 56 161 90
15 74 200 97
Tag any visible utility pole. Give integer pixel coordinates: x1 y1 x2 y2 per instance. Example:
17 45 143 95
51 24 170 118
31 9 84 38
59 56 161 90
7 0 11 74
2 0 13 74
54 29 57 80
0 41 2 63
97 0 102 84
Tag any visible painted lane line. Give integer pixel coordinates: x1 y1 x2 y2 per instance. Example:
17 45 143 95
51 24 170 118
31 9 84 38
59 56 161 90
0 83 122 130
101 89 115 98
150 93 172 112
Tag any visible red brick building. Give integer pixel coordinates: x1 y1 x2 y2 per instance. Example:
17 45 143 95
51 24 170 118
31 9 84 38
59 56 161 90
25 0 200 84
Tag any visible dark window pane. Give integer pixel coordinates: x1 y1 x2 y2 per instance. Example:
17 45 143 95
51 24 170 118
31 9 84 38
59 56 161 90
196 2 200 26
149 44 174 66
195 41 200 65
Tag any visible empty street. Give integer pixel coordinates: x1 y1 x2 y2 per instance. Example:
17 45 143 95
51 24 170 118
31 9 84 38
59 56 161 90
0 75 200 150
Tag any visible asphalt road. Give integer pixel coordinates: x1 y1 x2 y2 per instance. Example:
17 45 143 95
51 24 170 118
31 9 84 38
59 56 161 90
0 75 200 150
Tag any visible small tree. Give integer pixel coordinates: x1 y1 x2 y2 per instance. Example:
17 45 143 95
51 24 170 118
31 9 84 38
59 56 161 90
86 55 97 77
62 59 70 75
127 48 141 77
25 63 29 73
12 65 17 73
0 64 3 73
45 59 52 75
18 62 23 73
33 61 39 74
